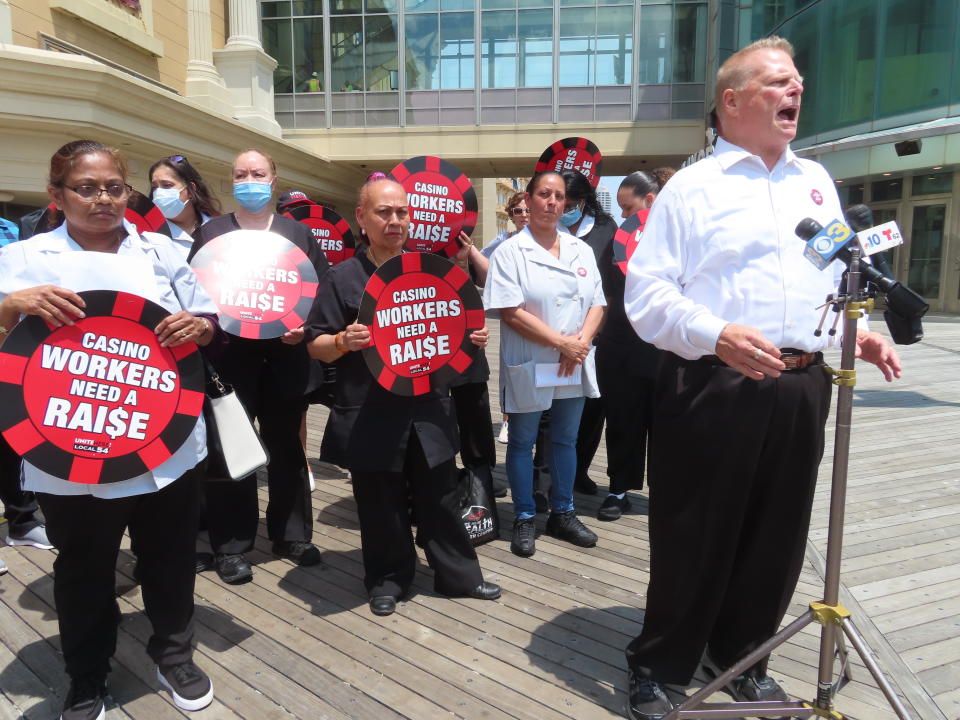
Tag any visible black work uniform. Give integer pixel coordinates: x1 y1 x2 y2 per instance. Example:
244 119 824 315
306 246 483 600
189 214 329 555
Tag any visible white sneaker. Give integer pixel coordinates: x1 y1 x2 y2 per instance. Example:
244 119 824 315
497 421 509 444
0 556 7 575
5 525 53 550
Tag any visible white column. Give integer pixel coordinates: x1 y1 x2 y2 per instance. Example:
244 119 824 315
213 0 282 136
185 0 233 115
0 0 14 46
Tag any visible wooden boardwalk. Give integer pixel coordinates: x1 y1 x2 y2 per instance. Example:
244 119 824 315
2 319 959 720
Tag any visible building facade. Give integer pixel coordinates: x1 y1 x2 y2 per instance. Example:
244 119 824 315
747 0 960 312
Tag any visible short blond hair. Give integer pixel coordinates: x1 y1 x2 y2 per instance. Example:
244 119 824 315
715 36 795 112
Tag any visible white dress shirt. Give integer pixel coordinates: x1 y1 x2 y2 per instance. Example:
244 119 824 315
484 227 606 413
624 137 848 360
0 222 218 498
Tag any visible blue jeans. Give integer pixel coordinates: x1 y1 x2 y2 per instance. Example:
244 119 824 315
507 396 585 520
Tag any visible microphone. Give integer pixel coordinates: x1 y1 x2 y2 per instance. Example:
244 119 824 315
844 204 895 279
795 217 928 344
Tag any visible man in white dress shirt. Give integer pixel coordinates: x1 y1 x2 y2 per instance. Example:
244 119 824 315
622 37 901 720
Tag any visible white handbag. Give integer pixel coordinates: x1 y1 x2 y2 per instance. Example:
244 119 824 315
204 364 269 481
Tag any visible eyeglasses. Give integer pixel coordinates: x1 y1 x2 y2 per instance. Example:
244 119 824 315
63 184 133 201
510 207 530 216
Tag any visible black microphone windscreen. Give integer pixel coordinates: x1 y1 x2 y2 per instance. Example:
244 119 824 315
795 217 822 241
845 204 874 232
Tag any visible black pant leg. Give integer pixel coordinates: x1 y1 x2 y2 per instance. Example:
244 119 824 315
707 364 832 674
350 467 417 598
626 357 777 685
130 469 202 669
259 391 311 544
36 492 131 680
450 382 496 471
0 433 40 536
575 396 605 483
407 434 483 595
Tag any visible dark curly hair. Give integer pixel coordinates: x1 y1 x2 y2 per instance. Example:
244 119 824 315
561 170 611 223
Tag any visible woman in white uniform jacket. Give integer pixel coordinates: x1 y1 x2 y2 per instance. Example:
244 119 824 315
484 171 605 559
0 140 218 719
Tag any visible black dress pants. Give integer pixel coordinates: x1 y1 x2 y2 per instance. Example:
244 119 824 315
205 362 311 555
0 434 40 536
450 381 502 492
596 341 655 494
351 433 482 599
574 396 605 484
37 469 201 680
626 354 831 684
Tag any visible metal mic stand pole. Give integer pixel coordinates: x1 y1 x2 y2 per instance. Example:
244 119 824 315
665 248 917 720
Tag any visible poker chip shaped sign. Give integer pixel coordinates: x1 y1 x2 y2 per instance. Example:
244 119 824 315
190 229 319 338
535 137 603 188
282 204 356 266
0 291 204 484
613 209 649 275
358 252 485 396
388 156 478 256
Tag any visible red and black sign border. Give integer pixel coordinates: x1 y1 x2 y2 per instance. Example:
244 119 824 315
534 137 604 188
613 208 649 275
0 290 205 484
282 204 356 266
389 155 479 257
357 252 485 396
190 232 320 339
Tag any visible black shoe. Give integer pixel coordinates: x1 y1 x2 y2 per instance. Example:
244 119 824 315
702 654 788 717
597 494 631 521
627 668 673 720
157 661 214 711
545 510 598 547
214 553 252 584
60 675 107 720
195 552 215 574
510 517 536 557
574 475 598 495
467 581 501 600
272 541 322 566
533 491 548 514
369 595 397 616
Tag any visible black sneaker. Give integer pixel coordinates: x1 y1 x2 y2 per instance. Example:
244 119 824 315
272 541 322 566
545 510 598 547
627 668 673 720
214 553 252 584
61 675 107 720
702 653 788 718
574 475 599 495
597 494 631 521
157 661 214 711
510 517 536 557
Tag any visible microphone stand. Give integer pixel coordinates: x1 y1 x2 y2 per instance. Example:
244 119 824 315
665 248 917 720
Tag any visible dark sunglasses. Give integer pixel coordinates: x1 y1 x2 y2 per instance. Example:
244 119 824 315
510 207 530 216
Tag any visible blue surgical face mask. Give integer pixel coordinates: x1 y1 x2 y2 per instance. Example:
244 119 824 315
233 181 273 213
559 205 583 228
152 187 188 219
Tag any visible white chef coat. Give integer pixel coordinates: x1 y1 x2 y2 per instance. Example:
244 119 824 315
484 227 606 413
166 213 211 259
0 221 218 498
624 137 850 360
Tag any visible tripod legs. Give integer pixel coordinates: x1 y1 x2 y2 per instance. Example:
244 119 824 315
841 618 915 720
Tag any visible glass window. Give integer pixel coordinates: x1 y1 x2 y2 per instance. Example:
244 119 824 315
871 178 903 202
879 0 955 117
908 204 946 298
638 4 671 84
441 0 474 8
836 182 864 207
330 15 365 90
366 0 399 12
518 9 552 87
777 9 818 139
406 14 439 89
816 0 875 132
482 0 514 7
365 15 400 91
439 12 475 89
912 172 953 196
596 4 632 85
559 7 596 86
406 0 438 8
674 3 706 82
262 1 292 18
519 0 550 6
292 0 322 14
481 11 517 88
292 17 324 92
330 0 362 13
263 19 294 93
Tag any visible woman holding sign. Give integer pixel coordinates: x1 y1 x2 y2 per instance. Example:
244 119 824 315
0 140 219 718
306 174 499 617
188 149 329 585
484 171 606 558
